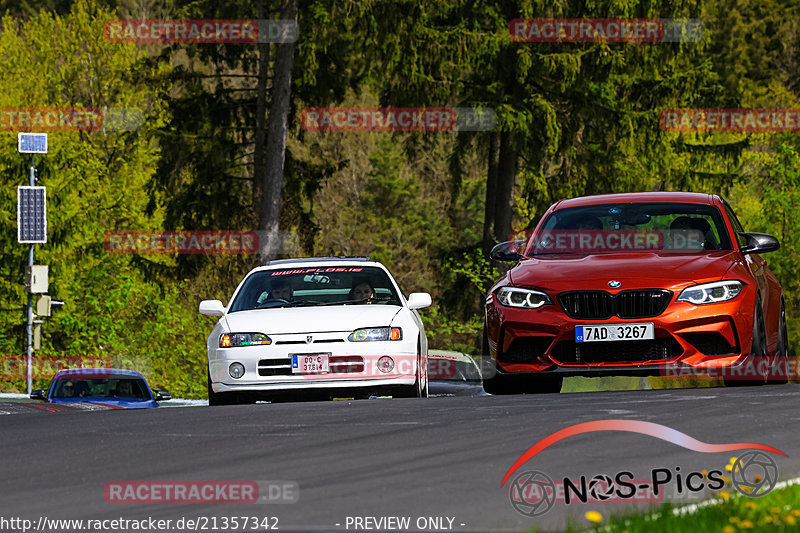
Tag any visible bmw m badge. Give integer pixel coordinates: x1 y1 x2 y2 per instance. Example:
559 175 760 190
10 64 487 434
608 280 621 288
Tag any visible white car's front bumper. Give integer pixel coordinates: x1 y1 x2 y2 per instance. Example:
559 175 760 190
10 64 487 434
209 334 420 393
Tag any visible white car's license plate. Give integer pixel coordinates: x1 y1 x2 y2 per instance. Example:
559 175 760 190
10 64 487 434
291 353 331 374
575 323 654 343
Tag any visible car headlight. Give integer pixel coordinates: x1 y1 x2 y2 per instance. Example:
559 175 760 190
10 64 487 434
219 333 272 348
229 362 245 379
496 287 553 309
676 281 743 305
348 327 402 342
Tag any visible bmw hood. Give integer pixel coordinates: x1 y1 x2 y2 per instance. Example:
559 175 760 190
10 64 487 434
509 251 740 291
223 305 403 334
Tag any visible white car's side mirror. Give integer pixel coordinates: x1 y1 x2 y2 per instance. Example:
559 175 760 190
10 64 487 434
199 300 226 316
407 293 432 310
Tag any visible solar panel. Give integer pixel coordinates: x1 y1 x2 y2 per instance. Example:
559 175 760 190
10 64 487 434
17 186 47 243
17 133 48 154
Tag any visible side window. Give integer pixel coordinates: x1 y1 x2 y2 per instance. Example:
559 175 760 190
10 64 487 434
722 201 748 248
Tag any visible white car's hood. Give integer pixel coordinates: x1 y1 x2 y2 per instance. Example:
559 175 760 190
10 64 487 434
223 305 403 334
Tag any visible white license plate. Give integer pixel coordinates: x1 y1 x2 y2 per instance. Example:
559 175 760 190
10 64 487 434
575 323 654 343
291 353 331 374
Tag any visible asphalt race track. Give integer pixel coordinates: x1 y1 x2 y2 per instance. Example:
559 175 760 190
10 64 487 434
2 385 799 532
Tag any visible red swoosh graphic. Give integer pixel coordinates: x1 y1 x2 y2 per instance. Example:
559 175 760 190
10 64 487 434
501 419 786 486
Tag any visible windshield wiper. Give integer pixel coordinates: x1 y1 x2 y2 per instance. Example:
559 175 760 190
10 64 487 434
316 297 393 306
275 300 326 308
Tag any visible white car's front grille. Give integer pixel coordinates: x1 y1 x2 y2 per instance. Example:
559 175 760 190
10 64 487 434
274 338 345 345
257 356 366 377
258 358 292 376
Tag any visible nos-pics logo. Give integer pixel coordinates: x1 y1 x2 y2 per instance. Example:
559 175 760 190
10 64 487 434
502 420 785 517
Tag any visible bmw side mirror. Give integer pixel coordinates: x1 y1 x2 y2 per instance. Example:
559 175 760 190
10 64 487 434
490 240 526 262
199 300 226 316
30 389 46 401
739 232 780 255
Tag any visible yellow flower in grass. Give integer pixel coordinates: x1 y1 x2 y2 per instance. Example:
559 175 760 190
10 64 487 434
722 526 735 533
785 515 797 526
729 516 740 523
719 490 731 499
764 516 774 524
739 485 754 494
720 475 731 484
770 507 781 514
725 464 732 472
792 509 800 517
744 501 756 510
740 520 754 529
584 511 602 523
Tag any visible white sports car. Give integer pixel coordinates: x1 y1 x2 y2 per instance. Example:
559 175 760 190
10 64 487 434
199 257 431 405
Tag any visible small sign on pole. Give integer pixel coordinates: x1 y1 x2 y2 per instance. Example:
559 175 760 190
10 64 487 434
18 132 48 154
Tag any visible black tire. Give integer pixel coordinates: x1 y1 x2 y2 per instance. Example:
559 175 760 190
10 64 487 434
394 345 427 398
770 299 789 385
207 371 238 405
414 353 428 398
724 296 768 387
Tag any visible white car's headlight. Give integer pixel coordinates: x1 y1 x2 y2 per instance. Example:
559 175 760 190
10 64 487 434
219 333 272 348
228 362 245 379
677 281 743 305
348 327 402 342
496 287 553 309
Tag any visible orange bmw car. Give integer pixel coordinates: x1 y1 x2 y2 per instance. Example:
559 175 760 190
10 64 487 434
483 192 788 394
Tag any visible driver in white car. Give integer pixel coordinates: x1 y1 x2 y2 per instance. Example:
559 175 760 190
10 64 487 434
267 278 294 301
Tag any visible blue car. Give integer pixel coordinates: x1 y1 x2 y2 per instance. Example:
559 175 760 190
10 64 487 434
30 368 171 409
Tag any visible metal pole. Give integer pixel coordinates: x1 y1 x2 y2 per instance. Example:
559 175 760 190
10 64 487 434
26 156 35 395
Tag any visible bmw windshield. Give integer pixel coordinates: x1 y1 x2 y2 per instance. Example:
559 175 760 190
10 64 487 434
228 266 403 312
527 202 733 256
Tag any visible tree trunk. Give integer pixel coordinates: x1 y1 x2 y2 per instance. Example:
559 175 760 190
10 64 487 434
252 0 270 216
258 0 298 262
482 131 501 256
493 131 517 244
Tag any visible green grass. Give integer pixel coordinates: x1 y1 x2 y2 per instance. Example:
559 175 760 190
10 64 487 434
560 376 719 393
557 479 800 532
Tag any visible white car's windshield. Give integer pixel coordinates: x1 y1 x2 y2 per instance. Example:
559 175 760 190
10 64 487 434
228 266 403 312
